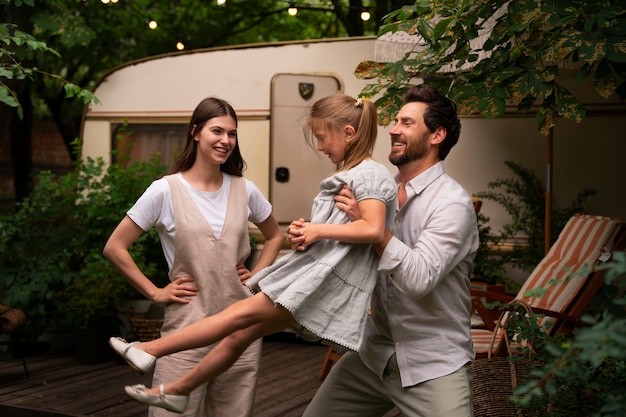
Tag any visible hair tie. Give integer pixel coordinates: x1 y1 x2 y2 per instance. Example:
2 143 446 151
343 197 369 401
355 97 363 107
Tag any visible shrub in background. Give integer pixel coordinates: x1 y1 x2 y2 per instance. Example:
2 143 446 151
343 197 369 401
511 252 626 416
0 142 168 339
476 160 597 273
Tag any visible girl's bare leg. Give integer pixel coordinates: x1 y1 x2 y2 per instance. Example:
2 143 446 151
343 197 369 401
134 292 280 358
143 307 295 395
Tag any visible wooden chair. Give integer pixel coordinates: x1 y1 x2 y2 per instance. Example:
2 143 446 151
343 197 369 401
472 214 626 358
319 345 342 380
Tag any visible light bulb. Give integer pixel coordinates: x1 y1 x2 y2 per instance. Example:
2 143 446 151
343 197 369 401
148 20 158 30
288 2 297 16
360 10 371 21
216 0 226 5
101 0 110 4
176 42 185 51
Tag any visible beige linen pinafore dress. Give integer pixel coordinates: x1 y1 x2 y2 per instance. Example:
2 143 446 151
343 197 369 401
150 175 261 417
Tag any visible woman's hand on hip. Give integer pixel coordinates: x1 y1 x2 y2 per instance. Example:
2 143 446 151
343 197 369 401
156 276 198 304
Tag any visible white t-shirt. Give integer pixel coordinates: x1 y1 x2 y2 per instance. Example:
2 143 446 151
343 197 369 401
127 172 272 270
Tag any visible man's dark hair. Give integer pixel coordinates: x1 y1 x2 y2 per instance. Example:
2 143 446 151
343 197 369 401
403 84 461 160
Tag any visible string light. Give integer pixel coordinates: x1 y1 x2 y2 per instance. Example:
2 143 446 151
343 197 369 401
98 1 374 52
288 2 298 16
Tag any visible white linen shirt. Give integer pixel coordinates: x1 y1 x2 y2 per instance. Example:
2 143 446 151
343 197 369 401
359 161 478 387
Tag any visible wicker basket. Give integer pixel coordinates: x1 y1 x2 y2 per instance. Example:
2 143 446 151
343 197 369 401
470 300 547 417
127 306 164 342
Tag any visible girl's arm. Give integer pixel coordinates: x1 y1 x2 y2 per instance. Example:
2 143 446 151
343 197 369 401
103 215 198 304
288 198 386 251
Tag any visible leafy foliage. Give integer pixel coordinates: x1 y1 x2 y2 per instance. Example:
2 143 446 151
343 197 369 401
0 143 168 336
2 0 381 151
356 0 626 134
476 160 596 273
472 211 507 284
509 252 626 416
0 22 98 118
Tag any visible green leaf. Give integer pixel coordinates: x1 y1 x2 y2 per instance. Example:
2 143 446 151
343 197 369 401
606 36 626 62
556 85 586 123
477 93 506 118
0 86 19 107
593 71 620 98
433 17 454 41
578 32 607 63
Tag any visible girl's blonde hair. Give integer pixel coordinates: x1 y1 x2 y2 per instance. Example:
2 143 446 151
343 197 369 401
303 93 378 171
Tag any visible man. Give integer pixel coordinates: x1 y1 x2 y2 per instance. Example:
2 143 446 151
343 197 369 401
303 84 478 417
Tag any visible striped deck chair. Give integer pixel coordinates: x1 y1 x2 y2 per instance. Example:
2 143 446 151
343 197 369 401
472 214 625 358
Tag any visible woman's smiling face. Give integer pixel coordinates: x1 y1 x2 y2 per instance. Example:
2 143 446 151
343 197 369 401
195 115 237 165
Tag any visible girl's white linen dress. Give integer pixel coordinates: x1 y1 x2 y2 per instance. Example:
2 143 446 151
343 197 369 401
246 159 397 351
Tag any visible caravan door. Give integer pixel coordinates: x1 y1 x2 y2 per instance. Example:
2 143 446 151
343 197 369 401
270 73 341 223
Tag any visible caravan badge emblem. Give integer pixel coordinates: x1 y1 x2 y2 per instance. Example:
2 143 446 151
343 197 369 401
299 83 314 100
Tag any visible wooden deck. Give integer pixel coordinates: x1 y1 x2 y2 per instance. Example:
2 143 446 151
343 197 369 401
0 335 401 417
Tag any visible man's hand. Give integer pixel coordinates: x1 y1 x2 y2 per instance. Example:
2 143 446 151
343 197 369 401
237 264 252 284
335 184 361 221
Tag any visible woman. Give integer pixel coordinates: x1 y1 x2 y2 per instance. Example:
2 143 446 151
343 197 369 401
103 97 284 417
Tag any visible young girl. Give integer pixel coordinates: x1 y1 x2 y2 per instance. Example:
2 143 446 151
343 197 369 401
109 93 397 413
104 97 284 417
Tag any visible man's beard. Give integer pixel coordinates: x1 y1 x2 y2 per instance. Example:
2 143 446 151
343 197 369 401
389 134 428 166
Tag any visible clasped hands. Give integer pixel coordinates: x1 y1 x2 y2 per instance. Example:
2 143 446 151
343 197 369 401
287 185 360 251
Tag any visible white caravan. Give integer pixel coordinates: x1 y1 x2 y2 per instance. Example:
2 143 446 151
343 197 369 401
81 37 626 231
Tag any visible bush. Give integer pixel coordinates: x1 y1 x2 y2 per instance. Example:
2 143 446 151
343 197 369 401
504 253 626 416
0 143 168 338
472 211 507 284
476 160 597 273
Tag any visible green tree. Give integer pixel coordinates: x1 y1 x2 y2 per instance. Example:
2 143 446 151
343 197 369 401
356 0 626 132
3 0 413 201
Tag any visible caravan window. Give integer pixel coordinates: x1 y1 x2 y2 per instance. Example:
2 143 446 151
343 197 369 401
112 124 186 168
